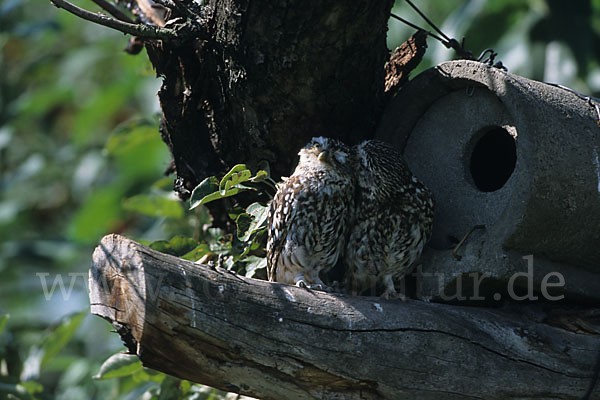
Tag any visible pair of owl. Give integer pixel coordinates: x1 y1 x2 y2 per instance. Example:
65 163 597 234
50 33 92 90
266 137 434 299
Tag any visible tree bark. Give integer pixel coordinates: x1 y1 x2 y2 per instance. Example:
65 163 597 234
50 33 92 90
90 234 600 400
142 0 394 196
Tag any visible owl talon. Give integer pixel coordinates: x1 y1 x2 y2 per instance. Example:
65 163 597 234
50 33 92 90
310 283 333 292
295 279 309 289
295 281 332 292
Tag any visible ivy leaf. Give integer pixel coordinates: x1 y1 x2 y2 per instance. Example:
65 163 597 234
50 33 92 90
94 353 142 380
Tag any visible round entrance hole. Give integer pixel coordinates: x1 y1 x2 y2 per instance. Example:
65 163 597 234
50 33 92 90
469 127 516 192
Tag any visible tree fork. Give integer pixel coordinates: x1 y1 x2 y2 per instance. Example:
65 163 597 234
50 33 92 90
90 234 600 400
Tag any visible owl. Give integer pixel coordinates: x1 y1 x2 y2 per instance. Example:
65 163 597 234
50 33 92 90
266 137 354 290
344 140 434 299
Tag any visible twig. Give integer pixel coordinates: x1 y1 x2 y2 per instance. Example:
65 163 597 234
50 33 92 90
50 0 180 40
90 0 133 23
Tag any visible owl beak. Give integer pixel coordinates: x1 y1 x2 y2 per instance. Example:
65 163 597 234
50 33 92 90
318 151 331 164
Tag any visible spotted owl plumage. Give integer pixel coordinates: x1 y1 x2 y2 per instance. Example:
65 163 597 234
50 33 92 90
266 137 355 289
344 140 434 298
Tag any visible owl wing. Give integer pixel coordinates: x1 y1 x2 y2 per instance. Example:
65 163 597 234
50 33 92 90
266 176 301 281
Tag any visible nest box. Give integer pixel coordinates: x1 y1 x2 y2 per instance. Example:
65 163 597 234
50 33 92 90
377 60 600 302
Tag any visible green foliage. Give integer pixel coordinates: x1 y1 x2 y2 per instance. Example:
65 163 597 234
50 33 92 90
38 311 86 368
93 353 143 380
189 163 273 209
187 164 274 277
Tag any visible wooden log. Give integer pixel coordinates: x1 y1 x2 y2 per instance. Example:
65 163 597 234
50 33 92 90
89 234 600 400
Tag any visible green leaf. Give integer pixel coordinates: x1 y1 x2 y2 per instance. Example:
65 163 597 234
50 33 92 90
238 202 269 242
19 381 43 395
0 314 9 335
94 353 142 380
181 243 211 261
149 235 199 257
123 194 184 219
158 375 183 400
180 380 192 395
189 176 219 209
218 164 252 194
40 311 86 367
247 202 269 230
244 256 267 278
235 213 252 241
248 169 268 183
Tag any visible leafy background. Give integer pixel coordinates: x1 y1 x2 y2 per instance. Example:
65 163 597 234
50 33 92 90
1 0 599 398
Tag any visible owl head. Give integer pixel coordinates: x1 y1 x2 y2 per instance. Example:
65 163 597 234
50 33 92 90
297 137 351 171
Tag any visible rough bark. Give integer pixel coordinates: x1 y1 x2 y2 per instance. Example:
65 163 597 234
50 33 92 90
90 234 600 400
143 0 394 196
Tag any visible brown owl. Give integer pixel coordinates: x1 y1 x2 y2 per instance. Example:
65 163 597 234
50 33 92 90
344 140 434 299
266 137 354 290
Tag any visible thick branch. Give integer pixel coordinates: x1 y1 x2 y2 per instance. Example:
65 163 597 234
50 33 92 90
89 234 600 400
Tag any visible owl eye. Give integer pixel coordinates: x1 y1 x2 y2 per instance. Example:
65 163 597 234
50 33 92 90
334 151 348 164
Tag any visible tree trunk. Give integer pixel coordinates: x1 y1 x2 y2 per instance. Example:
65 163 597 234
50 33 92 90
143 0 394 197
90 234 600 400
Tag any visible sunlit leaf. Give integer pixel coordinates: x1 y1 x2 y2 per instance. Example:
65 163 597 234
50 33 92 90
219 165 252 195
180 380 192 394
123 194 184 219
246 202 269 230
244 256 267 278
248 169 268 183
94 353 142 380
237 202 269 242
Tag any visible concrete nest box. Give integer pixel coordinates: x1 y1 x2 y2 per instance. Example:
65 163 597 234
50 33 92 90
376 60 600 302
